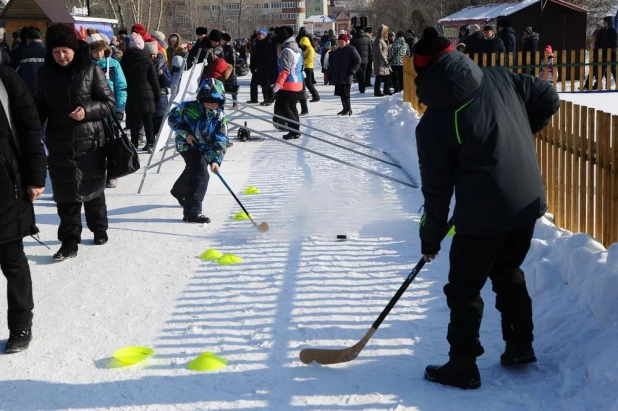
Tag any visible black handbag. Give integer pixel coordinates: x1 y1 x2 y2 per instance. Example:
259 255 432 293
104 106 140 179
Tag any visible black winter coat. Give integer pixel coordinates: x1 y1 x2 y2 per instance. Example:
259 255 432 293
415 52 559 254
251 36 278 84
0 66 46 245
597 27 618 52
350 31 372 64
478 35 506 66
328 45 362 85
522 33 539 53
35 41 116 203
121 48 161 115
222 44 238 86
464 32 484 55
18 42 46 97
498 27 517 53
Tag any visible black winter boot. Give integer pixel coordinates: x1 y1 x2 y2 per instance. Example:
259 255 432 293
183 214 211 224
500 341 537 366
53 238 78 261
94 231 108 245
425 355 481 389
347 98 353 116
5 329 32 354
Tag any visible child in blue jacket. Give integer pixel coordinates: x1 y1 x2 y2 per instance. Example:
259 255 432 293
167 78 228 223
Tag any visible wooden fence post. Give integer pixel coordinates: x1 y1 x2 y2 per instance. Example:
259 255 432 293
588 107 596 236
565 101 573 231
580 107 588 232
610 116 618 246
573 104 581 231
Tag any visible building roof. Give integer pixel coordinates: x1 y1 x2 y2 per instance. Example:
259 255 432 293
438 0 585 23
305 15 334 23
0 0 75 23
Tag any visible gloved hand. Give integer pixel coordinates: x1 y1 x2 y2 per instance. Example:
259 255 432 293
272 83 282 93
115 111 124 121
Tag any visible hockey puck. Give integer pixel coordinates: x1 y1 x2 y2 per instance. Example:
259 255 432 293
336 235 347 240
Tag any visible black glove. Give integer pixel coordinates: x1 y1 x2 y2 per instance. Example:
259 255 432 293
115 111 124 121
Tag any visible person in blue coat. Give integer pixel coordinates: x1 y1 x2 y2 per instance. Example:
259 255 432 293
87 33 127 188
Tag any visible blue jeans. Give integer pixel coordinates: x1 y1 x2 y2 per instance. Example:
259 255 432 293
172 150 210 217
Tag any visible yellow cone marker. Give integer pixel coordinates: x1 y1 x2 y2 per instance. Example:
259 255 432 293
233 211 253 221
199 248 223 261
243 186 261 195
216 254 243 265
112 346 154 365
187 352 227 372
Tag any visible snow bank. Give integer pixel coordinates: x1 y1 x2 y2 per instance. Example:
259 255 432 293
375 95 618 406
373 95 422 184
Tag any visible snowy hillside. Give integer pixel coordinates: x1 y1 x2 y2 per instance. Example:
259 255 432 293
0 74 617 410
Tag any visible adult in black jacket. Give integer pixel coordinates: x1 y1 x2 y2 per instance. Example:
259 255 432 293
9 29 27 70
412 27 559 389
250 31 278 104
18 27 46 97
221 33 239 107
121 33 160 151
463 25 483 56
0 66 46 353
350 27 372 93
497 19 516 54
328 34 361 115
35 24 116 260
522 27 539 73
186 30 223 70
594 16 617 88
479 25 505 67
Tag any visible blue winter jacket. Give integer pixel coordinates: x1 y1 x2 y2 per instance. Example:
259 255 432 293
168 101 228 165
94 56 127 112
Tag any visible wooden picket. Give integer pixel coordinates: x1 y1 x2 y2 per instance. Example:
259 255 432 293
401 55 617 248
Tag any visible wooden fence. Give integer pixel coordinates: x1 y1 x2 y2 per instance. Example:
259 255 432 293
402 56 618 248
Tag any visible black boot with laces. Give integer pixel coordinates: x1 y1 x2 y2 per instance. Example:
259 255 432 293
425 354 481 390
53 238 78 261
5 329 32 354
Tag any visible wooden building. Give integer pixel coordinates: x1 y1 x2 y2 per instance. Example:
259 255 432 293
0 0 75 40
438 0 587 52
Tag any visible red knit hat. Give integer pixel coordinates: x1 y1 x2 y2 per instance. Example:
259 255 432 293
131 24 147 37
338 33 348 42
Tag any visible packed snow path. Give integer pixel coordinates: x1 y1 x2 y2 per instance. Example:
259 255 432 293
1 75 617 410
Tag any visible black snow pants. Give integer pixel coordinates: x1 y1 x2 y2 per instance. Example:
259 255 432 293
56 193 108 243
444 221 536 358
1 240 34 331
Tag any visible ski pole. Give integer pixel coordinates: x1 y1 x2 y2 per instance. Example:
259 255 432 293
226 120 418 189
214 170 269 233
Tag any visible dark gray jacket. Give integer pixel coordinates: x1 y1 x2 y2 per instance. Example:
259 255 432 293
415 52 559 254
350 30 372 64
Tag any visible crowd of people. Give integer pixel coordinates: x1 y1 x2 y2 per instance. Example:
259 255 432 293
0 19 605 398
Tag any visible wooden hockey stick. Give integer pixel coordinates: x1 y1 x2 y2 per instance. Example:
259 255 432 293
299 218 454 365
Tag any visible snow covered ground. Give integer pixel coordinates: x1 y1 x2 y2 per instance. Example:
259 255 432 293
1 71 617 410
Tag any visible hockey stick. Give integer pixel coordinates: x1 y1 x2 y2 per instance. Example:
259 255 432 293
299 217 454 365
215 170 269 233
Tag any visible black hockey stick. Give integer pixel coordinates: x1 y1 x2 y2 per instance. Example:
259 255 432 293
299 217 454 365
